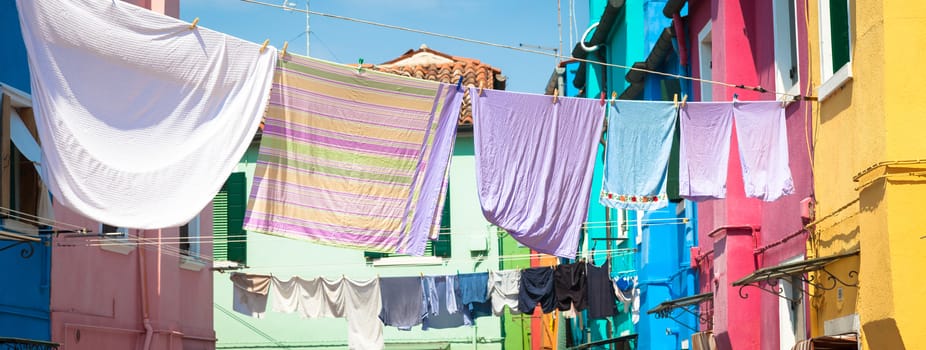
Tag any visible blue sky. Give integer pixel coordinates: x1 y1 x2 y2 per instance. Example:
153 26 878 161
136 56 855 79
180 0 589 94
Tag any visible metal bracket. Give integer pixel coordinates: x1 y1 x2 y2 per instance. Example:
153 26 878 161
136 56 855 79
654 304 712 332
737 272 801 305
0 240 35 259
803 267 859 293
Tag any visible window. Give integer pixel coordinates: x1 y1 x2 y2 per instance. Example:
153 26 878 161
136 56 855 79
773 0 801 95
100 223 128 238
779 256 807 349
364 184 452 262
179 215 201 257
697 23 713 101
817 0 852 100
213 172 247 264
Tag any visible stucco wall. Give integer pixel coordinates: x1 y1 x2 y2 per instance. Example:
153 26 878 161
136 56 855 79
213 135 505 349
50 204 215 350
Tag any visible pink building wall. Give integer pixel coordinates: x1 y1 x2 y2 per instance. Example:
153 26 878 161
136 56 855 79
45 2 214 349
50 204 215 350
688 1 813 349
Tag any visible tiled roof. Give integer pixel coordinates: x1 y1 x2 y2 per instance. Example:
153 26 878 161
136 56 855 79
365 44 507 127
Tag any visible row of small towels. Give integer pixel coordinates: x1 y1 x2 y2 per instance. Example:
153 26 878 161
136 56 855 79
474 93 793 258
230 262 636 350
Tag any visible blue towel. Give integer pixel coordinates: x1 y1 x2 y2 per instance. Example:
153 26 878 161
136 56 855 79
600 101 678 211
456 273 492 319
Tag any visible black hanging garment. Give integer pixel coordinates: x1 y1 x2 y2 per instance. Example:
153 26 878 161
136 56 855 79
518 267 557 313
554 262 588 311
586 260 618 319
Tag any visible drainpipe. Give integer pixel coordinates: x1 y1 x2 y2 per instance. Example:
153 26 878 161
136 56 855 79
707 225 761 269
139 229 153 350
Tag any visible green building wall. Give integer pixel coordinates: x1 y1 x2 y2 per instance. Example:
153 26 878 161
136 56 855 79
214 134 514 349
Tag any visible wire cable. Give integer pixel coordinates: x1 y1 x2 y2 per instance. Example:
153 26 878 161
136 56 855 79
238 0 815 100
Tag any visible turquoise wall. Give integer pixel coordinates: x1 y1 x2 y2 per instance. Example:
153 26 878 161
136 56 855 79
214 134 507 349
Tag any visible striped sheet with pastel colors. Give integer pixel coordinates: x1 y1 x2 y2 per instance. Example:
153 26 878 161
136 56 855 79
244 54 461 255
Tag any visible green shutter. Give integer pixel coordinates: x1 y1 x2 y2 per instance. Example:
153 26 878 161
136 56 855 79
213 172 247 264
829 0 851 73
432 185 451 257
660 79 682 202
212 188 229 261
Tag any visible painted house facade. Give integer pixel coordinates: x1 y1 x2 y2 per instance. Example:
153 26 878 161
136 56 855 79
683 1 816 349
567 0 819 349
807 1 926 349
0 1 216 349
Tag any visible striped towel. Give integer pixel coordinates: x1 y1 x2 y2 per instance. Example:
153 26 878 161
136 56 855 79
244 54 462 255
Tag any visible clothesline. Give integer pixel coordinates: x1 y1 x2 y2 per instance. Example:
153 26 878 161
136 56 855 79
69 219 688 244
238 0 816 101
0 206 87 233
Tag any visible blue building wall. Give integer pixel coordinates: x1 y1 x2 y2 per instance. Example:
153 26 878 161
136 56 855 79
1 0 32 93
633 3 700 349
0 0 51 341
0 237 52 341
574 0 702 348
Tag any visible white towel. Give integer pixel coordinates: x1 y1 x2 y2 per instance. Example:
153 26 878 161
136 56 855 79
487 270 522 316
270 276 383 350
16 0 276 228
732 101 794 201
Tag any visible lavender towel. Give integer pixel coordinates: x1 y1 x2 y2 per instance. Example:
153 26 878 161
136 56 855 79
733 101 794 201
679 103 734 201
600 101 678 211
470 88 605 259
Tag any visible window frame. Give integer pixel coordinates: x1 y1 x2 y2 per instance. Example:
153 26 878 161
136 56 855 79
773 0 802 98
697 22 713 102
817 0 853 101
99 223 134 255
179 215 201 258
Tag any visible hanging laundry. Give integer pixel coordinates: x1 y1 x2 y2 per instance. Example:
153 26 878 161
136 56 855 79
518 267 557 314
600 101 678 211
613 277 635 313
487 270 522 316
270 276 344 318
230 273 271 318
471 89 605 258
733 101 794 201
245 54 461 255
553 262 588 311
586 261 617 319
15 0 275 228
456 272 492 318
341 278 384 350
679 103 734 201
268 276 383 350
421 275 472 330
378 277 425 330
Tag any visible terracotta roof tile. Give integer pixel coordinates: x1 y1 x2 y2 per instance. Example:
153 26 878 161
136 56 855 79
369 44 506 127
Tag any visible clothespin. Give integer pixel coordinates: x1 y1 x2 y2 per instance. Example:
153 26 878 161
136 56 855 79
600 92 606 106
732 93 739 101
259 39 269 53
611 91 618 105
280 41 289 58
456 76 464 92
673 93 679 108
681 94 688 107
478 82 484 96
357 58 364 74
189 17 199 30
552 88 559 104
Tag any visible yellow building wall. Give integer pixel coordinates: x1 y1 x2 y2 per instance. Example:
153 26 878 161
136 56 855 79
809 0 926 348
